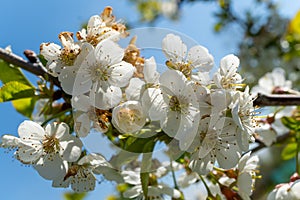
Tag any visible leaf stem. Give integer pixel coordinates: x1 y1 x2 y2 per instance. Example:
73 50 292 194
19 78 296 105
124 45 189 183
199 175 213 197
170 159 179 190
41 108 72 127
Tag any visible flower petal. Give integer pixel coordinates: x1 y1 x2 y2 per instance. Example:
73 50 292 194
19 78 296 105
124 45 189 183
60 135 82 162
144 56 159 83
34 154 68 180
94 39 124 65
162 34 187 63
18 120 45 142
187 45 214 72
90 84 122 110
45 122 69 139
108 61 135 87
72 95 91 112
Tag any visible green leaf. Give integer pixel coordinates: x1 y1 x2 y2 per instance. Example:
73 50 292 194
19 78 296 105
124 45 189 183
281 143 298 160
0 59 33 86
0 81 35 102
124 135 157 153
63 192 87 200
281 116 300 131
141 172 150 199
12 97 36 118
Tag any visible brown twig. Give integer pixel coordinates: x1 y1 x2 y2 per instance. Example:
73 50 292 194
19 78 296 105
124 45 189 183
253 93 300 107
0 47 61 89
248 131 292 154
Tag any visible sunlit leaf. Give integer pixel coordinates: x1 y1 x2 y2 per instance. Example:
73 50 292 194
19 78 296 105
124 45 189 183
281 143 297 160
0 59 33 86
63 192 87 200
288 10 300 35
12 97 36 118
281 116 300 131
0 81 35 102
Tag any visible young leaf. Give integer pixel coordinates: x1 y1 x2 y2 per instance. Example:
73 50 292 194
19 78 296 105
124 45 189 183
0 59 33 86
124 135 157 153
281 143 298 160
0 81 35 102
12 97 36 118
281 116 300 131
63 192 87 200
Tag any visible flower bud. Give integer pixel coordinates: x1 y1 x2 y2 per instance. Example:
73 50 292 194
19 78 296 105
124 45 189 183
112 101 146 134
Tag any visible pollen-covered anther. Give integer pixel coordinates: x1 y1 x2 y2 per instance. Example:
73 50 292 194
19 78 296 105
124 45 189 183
42 135 60 154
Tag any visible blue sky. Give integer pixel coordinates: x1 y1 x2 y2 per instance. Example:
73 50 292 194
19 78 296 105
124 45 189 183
1 1 300 200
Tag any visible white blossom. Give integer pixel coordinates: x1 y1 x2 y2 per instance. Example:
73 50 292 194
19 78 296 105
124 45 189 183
112 100 146 134
162 34 214 77
125 56 159 101
76 7 127 46
16 121 82 180
251 67 292 95
40 32 80 77
73 39 135 109
58 43 94 95
267 180 300 200
53 153 111 192
213 54 243 89
189 117 242 174
231 87 256 150
237 152 259 200
143 70 200 151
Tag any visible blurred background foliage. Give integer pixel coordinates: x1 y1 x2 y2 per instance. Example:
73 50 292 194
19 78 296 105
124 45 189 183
129 0 300 88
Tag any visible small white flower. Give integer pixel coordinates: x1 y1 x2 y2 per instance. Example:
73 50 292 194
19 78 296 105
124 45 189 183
73 39 135 109
53 153 111 192
125 56 159 101
162 34 214 78
0 134 21 149
40 32 81 77
58 43 94 95
213 54 243 89
236 152 259 200
16 121 82 180
77 7 127 46
189 117 242 175
231 87 256 150
77 15 120 46
267 180 300 200
112 100 146 134
251 67 292 95
144 70 200 150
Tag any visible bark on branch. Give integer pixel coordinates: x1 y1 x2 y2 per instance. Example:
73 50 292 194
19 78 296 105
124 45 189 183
0 48 61 89
254 93 300 107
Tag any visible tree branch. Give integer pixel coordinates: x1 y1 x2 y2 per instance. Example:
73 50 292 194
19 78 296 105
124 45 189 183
0 47 61 89
248 132 292 154
253 93 300 107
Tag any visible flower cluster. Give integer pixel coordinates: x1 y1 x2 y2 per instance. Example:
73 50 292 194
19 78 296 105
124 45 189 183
0 6 261 198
